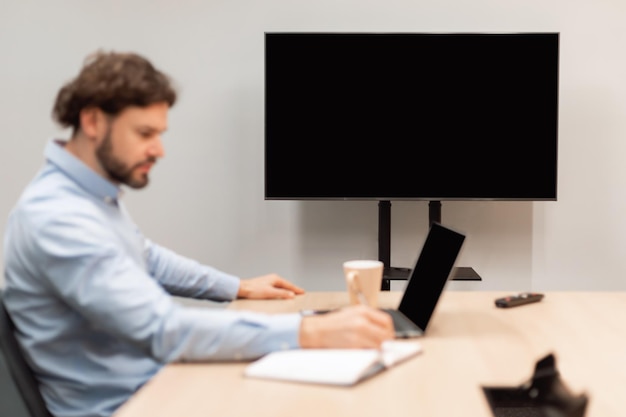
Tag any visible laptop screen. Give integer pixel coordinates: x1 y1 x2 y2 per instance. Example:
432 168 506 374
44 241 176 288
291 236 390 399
397 223 466 331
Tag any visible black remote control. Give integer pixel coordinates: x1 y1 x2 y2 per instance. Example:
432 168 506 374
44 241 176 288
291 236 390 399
495 292 544 308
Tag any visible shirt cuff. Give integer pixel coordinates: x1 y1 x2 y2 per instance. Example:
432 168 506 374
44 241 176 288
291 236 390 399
206 269 241 301
263 312 302 350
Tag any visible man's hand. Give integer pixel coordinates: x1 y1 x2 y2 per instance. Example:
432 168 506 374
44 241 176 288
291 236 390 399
237 273 305 299
299 305 394 349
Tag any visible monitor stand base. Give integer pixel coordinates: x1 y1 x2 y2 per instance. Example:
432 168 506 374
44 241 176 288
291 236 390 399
378 200 482 291
382 266 481 291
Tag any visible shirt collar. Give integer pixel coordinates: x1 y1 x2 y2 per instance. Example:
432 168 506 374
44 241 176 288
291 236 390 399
45 138 123 204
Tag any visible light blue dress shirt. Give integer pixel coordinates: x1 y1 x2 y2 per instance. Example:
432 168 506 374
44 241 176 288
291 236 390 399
3 139 301 417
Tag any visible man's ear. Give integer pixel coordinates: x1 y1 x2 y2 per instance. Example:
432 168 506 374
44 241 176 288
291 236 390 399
78 107 106 141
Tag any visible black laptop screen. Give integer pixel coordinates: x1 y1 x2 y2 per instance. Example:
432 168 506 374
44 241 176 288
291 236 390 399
398 223 466 331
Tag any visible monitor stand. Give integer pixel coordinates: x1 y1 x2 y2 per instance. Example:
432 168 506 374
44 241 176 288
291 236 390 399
379 200 482 291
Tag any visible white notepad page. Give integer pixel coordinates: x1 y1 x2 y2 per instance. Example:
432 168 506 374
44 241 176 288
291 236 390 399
244 340 422 386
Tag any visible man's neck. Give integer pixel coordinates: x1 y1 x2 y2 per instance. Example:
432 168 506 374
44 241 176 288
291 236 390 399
64 135 113 184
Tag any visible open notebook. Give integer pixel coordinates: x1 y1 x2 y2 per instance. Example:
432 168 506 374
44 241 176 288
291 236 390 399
244 340 421 386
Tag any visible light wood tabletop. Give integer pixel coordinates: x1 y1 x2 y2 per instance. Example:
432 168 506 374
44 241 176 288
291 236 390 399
113 291 626 417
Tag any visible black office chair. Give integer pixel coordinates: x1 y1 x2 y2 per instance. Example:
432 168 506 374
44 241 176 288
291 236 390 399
0 291 53 417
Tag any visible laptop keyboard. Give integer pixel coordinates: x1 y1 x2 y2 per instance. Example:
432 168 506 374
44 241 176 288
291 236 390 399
382 308 423 338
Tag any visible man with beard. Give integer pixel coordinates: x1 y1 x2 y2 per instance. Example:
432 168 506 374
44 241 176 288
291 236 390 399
2 51 394 417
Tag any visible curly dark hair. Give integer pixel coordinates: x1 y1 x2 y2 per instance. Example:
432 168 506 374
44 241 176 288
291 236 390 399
52 50 177 132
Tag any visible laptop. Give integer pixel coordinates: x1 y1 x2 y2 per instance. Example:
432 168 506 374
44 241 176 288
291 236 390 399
383 222 466 338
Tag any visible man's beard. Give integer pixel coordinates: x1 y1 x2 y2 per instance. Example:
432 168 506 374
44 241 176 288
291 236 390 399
95 126 156 189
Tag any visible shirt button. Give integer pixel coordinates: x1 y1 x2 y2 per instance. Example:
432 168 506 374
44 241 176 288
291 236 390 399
234 352 243 360
280 342 290 350
104 196 114 204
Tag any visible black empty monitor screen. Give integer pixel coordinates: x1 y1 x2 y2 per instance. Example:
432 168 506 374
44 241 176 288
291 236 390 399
265 32 559 200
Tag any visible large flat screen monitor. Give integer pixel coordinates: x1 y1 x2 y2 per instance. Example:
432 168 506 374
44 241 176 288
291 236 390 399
264 32 559 201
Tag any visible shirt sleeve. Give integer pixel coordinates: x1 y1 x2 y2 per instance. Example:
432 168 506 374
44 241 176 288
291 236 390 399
144 238 240 301
29 211 302 363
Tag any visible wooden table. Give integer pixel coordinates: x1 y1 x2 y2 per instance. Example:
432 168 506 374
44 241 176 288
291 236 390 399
113 291 626 417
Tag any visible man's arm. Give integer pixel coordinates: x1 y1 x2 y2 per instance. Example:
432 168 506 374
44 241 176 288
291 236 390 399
24 214 301 362
144 238 240 301
145 239 305 301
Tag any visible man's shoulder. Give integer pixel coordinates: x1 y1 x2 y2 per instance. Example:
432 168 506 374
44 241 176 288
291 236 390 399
22 165 93 205
14 169 107 230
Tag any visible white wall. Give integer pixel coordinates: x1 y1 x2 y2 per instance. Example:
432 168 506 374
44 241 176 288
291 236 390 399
1 0 626 292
